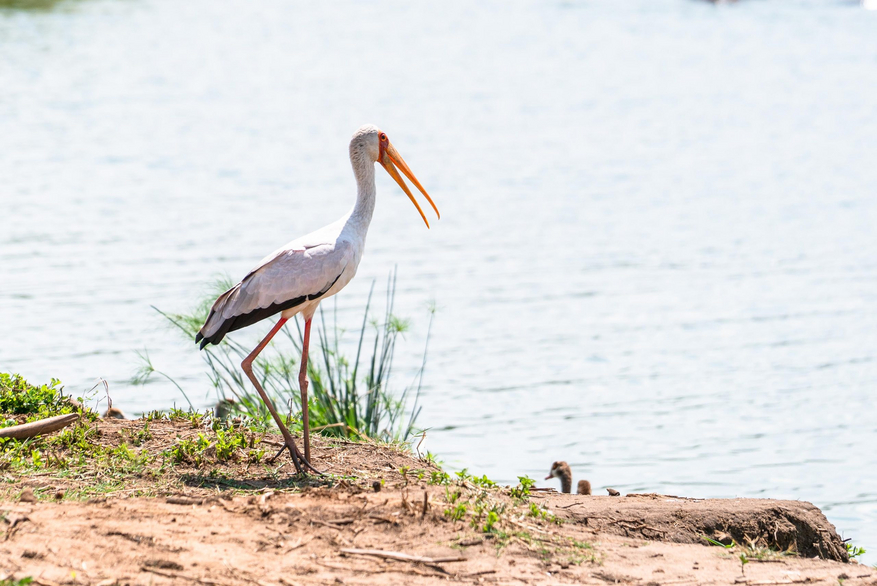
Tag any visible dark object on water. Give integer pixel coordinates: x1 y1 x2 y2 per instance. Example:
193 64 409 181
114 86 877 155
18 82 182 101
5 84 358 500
372 480 382 493
103 407 126 419
607 488 621 496
545 461 592 495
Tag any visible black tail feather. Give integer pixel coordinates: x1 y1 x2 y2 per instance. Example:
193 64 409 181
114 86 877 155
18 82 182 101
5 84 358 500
195 295 308 350
194 271 342 351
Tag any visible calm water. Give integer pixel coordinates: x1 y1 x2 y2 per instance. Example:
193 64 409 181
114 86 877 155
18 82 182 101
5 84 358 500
2 0 876 561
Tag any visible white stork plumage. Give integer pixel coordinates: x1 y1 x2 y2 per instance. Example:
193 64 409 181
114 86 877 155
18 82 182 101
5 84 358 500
195 124 439 473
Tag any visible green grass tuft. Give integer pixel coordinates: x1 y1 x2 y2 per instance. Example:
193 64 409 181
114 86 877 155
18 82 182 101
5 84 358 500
135 269 433 445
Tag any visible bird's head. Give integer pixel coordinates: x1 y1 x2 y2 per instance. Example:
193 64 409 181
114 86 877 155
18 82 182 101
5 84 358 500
350 124 440 228
545 461 570 480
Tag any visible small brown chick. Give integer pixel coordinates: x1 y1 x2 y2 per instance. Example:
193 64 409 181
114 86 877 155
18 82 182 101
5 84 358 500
103 407 126 419
545 461 573 493
546 461 592 495
213 398 236 420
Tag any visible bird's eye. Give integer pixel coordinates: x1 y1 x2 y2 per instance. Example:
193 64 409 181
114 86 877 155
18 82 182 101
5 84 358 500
379 133 387 141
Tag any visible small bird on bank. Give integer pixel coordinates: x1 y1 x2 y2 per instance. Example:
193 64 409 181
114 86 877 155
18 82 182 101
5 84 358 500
102 407 126 420
195 125 439 474
19 487 37 503
545 461 592 495
607 488 621 496
213 398 236 421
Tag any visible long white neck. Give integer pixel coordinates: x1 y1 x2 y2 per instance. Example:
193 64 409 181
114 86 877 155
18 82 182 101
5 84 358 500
347 155 376 231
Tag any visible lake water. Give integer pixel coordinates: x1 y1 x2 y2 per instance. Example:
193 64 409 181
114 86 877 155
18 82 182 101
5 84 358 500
2 0 876 563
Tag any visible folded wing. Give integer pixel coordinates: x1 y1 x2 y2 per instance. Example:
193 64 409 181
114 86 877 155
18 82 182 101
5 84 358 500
196 239 352 349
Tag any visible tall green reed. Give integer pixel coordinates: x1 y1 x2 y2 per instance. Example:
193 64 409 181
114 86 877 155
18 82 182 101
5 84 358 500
133 269 432 443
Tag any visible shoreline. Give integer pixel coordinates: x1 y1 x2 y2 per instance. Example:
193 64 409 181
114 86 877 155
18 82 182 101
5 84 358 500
0 418 873 585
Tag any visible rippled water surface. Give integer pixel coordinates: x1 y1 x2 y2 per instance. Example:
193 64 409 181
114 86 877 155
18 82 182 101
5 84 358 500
2 0 876 561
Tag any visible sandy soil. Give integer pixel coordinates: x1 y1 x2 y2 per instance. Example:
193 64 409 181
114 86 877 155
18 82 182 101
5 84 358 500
2 492 874 586
0 419 874 585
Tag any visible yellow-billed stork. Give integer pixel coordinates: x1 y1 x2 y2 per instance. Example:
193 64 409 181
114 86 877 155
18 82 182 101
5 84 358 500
195 125 439 473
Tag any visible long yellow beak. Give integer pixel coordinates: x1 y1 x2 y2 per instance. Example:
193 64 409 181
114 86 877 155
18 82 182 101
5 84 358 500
379 142 440 228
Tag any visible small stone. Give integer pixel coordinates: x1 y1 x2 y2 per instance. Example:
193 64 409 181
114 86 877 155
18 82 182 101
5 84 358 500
372 480 381 493
19 488 37 503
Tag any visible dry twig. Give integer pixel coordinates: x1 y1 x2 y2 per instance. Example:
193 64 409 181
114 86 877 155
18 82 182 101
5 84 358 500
340 548 466 564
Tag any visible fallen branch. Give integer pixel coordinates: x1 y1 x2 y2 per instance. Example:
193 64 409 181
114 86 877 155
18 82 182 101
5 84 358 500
734 578 826 586
367 513 400 525
166 496 203 506
312 518 356 530
314 560 385 574
140 566 226 585
0 413 78 440
608 518 666 536
340 548 466 564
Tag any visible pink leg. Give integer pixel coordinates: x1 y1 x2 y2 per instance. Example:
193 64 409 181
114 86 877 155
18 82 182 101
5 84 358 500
241 317 318 474
300 317 313 463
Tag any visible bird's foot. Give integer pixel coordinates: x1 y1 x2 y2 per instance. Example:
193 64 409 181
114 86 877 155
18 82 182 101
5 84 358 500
269 439 322 475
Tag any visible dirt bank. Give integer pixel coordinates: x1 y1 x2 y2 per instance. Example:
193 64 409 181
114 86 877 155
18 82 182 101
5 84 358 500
544 492 848 561
0 419 872 585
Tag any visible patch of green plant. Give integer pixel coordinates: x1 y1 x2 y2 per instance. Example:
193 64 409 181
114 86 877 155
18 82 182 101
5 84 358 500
482 510 499 533
528 501 560 524
0 576 33 586
445 502 468 524
0 373 89 428
135 270 434 445
429 470 451 485
133 422 153 446
509 475 536 501
168 434 211 466
472 474 497 488
846 543 866 559
703 535 736 549
422 450 440 466
166 407 211 427
214 427 252 460
163 423 258 467
702 535 798 563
